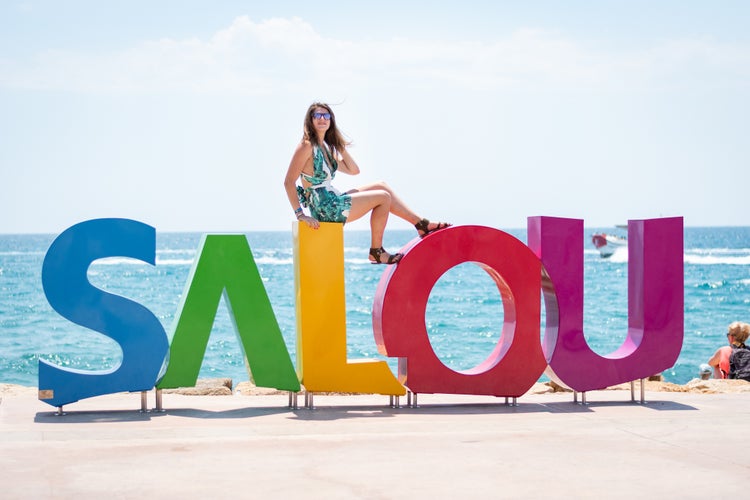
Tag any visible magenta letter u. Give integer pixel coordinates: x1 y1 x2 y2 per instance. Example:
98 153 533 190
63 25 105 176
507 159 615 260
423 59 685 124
527 216 683 392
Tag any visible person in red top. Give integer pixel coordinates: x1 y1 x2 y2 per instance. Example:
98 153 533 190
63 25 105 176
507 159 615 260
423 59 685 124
707 321 750 379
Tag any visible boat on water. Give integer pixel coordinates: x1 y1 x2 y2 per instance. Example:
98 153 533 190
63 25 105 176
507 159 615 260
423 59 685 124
591 232 627 258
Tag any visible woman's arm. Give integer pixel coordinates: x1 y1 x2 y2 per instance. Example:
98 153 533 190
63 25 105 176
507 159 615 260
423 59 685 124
709 346 733 379
337 146 360 175
283 141 319 228
707 348 722 367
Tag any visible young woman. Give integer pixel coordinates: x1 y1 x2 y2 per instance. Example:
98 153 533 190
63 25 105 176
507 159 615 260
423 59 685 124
707 321 750 379
283 102 450 264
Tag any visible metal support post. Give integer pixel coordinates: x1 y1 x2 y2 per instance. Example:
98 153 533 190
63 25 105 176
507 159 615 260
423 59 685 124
640 378 646 404
153 388 165 412
407 391 418 408
575 391 587 405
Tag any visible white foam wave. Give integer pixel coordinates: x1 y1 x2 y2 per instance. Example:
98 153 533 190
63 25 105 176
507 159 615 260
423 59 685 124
606 253 750 265
89 255 295 266
689 248 750 255
30 247 750 268
347 258 373 265
91 257 149 266
155 258 194 266
88 257 194 266
157 249 197 256
254 257 293 265
684 254 750 265
594 248 750 266
255 256 393 265
606 248 629 263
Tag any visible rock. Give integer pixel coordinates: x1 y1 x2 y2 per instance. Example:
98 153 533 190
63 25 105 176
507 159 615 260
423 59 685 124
681 378 750 394
162 378 233 396
234 382 360 396
528 383 554 395
605 378 750 393
234 382 289 396
0 383 38 397
2 377 748 399
545 381 573 393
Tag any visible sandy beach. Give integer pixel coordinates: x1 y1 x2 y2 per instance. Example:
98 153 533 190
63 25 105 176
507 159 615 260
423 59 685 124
1 380 748 499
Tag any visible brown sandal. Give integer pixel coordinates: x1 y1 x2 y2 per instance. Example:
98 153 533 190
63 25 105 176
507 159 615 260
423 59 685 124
414 218 451 239
369 247 403 265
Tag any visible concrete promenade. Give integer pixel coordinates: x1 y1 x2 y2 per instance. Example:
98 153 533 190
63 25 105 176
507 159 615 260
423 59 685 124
1 389 748 499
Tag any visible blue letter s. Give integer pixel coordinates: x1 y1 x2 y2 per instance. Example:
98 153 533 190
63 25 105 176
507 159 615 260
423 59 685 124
39 218 168 407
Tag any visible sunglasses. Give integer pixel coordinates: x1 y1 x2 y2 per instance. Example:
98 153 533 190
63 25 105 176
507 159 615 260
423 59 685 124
312 112 331 120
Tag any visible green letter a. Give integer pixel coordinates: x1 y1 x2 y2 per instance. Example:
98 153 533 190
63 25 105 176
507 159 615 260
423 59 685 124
157 235 300 391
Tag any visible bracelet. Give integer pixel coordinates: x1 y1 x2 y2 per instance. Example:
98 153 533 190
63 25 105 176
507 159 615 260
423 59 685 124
294 207 304 219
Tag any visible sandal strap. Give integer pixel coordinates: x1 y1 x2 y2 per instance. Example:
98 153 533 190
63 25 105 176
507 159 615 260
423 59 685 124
414 218 430 232
415 219 451 238
369 247 402 264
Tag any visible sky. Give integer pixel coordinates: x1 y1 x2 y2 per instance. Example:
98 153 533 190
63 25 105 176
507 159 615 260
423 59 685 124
1 0 748 234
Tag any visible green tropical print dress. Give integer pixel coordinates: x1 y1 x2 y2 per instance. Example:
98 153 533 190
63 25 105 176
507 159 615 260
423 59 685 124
296 144 352 223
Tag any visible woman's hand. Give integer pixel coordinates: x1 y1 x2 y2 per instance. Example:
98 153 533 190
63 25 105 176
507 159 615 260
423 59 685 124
337 147 360 175
298 215 319 229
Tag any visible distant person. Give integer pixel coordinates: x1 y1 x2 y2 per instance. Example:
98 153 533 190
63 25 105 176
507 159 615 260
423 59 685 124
283 102 450 264
707 321 750 380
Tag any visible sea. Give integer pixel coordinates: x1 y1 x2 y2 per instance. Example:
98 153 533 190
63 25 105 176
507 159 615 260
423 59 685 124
1 227 749 388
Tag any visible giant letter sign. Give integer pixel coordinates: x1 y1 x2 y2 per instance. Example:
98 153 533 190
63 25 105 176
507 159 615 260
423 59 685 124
373 225 547 397
157 234 300 392
40 219 169 407
527 216 683 392
294 222 405 395
38 216 685 408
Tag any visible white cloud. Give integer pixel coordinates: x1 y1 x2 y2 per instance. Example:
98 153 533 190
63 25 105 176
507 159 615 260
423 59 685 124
1 16 748 95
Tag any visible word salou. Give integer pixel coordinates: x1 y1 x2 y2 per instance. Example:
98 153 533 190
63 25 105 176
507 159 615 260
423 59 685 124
39 217 683 407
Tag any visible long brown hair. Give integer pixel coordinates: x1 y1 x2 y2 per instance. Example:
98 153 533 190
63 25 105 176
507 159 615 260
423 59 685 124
302 102 350 157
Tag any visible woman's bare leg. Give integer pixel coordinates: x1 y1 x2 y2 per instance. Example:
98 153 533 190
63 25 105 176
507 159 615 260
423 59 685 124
344 182 449 262
346 190 394 260
348 181 419 223
348 181 447 234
